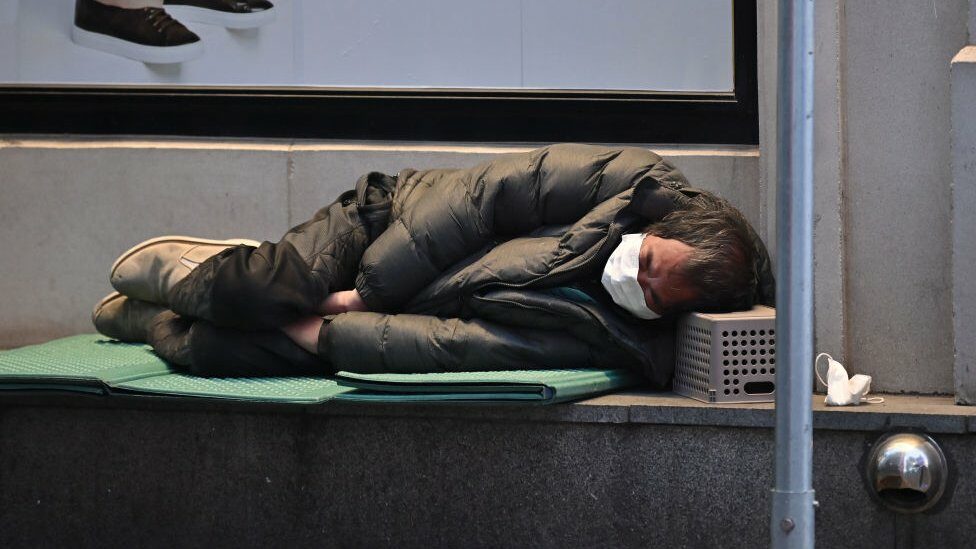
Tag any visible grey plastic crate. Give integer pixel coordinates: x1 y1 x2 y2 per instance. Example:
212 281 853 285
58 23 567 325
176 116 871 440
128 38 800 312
673 305 776 403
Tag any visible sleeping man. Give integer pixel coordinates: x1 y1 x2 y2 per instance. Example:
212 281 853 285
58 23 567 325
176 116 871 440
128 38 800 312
92 143 774 388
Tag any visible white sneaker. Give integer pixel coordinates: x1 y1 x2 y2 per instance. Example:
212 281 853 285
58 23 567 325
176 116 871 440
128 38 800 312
163 0 277 29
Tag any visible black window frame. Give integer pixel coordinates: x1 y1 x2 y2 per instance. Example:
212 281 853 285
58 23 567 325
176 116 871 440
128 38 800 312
0 0 757 144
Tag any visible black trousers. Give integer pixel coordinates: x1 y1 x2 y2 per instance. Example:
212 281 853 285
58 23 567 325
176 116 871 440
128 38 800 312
157 172 396 376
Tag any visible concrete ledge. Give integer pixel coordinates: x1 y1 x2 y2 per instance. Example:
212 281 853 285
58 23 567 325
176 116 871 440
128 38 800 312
2 391 971 433
3 391 976 548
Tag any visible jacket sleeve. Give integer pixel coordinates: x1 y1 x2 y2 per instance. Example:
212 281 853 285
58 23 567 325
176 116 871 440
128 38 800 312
321 312 595 374
354 143 682 312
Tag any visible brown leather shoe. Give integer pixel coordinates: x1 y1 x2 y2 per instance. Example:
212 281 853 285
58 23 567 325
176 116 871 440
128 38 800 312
92 291 167 343
110 236 261 305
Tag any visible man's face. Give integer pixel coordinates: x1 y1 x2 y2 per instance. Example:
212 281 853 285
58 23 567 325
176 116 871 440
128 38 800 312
637 234 699 316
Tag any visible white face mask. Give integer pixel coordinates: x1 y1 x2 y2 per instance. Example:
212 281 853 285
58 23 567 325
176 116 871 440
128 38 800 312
815 353 884 406
601 234 661 320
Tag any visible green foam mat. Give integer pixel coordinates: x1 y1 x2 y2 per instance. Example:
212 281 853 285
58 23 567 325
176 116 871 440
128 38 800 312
111 373 354 403
0 335 643 404
0 334 171 392
335 369 643 403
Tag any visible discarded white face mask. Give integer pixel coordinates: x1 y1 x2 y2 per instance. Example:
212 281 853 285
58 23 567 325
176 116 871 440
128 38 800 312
815 353 884 406
601 234 661 320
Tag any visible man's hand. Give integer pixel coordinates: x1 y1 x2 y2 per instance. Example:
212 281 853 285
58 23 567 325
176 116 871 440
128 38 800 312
285 290 368 354
281 316 325 355
318 289 369 315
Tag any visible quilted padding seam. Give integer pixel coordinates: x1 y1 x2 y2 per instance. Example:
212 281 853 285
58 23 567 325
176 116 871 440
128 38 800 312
526 154 545 224
396 216 440 272
465 175 491 237
590 150 624 202
379 315 391 371
300 226 361 264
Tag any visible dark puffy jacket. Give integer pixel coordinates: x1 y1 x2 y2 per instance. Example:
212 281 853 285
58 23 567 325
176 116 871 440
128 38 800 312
322 144 773 388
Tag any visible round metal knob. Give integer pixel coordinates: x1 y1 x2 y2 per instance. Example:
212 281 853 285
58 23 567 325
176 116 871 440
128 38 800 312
866 432 947 513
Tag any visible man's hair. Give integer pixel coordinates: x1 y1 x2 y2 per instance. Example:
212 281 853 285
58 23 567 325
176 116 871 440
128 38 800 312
644 194 758 313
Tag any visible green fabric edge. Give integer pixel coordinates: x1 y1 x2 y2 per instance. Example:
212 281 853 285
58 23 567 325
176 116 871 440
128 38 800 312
334 391 543 402
109 373 354 404
1 336 644 404
547 369 645 402
0 384 106 395
0 334 171 392
335 380 543 395
336 369 645 403
336 368 627 385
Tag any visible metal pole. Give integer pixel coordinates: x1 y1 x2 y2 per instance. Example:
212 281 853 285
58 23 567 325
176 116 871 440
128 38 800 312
771 0 816 547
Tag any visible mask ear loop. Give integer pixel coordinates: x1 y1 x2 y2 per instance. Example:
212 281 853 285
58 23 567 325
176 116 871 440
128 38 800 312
815 352 831 388
815 352 885 404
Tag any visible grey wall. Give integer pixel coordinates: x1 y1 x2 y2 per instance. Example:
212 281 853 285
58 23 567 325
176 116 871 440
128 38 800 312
0 139 758 349
951 1 976 402
760 0 970 394
842 0 968 393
